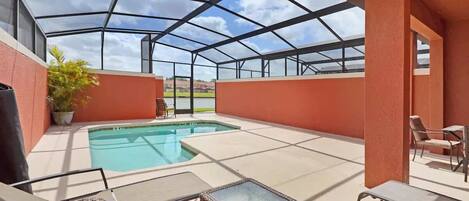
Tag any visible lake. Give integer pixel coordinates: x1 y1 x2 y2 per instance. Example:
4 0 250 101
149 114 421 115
164 98 215 109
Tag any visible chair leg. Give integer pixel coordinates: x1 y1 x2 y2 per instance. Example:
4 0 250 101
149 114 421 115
420 145 425 158
450 148 453 170
357 192 369 201
413 144 417 161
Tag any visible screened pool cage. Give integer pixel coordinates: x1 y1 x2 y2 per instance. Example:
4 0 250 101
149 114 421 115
7 0 430 80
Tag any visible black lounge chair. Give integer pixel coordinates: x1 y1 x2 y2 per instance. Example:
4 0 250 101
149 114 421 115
4 169 211 201
357 180 460 201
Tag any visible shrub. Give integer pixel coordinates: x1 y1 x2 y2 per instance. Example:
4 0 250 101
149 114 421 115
47 46 99 112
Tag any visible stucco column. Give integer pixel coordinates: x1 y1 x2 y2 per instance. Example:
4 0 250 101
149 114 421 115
429 39 444 129
364 0 412 187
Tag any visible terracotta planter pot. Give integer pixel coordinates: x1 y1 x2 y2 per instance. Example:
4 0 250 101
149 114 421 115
52 111 74 125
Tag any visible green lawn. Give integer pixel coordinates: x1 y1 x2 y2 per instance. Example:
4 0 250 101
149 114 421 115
164 91 214 98
194 108 215 113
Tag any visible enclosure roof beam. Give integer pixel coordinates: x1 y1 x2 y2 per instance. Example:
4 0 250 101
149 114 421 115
217 37 364 65
35 11 108 19
112 12 180 21
105 28 162 35
151 0 220 42
303 56 364 65
46 27 103 37
193 2 354 53
103 0 119 30
153 42 218 64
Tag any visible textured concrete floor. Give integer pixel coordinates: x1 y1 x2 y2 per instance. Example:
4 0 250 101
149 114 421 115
27 114 469 200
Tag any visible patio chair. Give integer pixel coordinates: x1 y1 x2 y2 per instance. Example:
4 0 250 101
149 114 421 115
156 98 174 118
409 115 462 170
4 168 211 201
357 180 459 201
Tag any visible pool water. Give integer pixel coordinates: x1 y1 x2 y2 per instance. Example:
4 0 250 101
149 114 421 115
89 122 236 172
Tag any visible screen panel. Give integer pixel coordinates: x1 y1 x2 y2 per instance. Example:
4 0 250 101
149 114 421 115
38 14 105 33
0 0 15 36
35 26 46 61
25 0 111 16
18 1 35 51
114 0 202 19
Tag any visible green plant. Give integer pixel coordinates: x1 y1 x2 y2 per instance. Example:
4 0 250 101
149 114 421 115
47 46 99 112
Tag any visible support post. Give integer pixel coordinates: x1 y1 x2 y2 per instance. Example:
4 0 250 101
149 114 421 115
190 53 197 114
365 0 411 187
148 34 153 73
101 31 104 70
300 64 304 75
261 59 265 77
216 63 219 80
341 46 346 72
173 62 176 112
268 60 271 77
296 54 300 76
284 57 288 76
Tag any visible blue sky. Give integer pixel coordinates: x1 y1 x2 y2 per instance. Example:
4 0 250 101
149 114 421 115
26 0 365 81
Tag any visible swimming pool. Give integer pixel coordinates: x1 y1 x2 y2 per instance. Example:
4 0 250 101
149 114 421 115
88 121 237 172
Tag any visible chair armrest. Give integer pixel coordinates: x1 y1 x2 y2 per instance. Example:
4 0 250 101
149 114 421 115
427 129 446 132
9 168 108 190
427 129 462 140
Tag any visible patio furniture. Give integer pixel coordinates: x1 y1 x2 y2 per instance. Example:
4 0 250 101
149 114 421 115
442 125 468 182
156 98 174 118
200 178 295 201
409 116 462 170
357 180 459 201
7 169 211 201
0 83 32 193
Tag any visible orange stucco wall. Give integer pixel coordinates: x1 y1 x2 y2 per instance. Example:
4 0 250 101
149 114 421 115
73 73 163 122
216 76 366 138
444 19 469 126
412 75 430 124
0 41 50 154
217 74 431 140
365 0 412 187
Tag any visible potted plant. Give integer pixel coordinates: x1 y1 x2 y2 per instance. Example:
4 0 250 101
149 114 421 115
47 46 99 125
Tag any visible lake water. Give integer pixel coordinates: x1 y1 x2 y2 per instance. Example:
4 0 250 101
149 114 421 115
164 98 215 109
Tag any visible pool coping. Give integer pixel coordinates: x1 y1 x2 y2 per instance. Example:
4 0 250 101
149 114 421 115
87 119 241 132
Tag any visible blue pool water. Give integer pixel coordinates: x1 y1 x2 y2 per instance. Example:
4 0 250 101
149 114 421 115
89 122 236 172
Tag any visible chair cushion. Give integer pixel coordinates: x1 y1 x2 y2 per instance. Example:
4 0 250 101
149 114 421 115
419 139 461 149
67 190 115 201
112 172 211 201
360 180 458 201
0 183 47 201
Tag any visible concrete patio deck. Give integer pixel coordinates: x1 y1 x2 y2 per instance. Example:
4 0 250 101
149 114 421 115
27 114 469 200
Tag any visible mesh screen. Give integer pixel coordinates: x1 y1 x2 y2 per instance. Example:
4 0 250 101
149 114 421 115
18 1 35 51
35 26 46 61
141 35 150 73
0 0 15 36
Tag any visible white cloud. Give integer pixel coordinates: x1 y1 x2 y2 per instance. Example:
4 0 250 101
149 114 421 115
321 7 365 38
102 32 142 72
190 16 232 36
47 32 102 69
236 0 307 26
114 0 201 19
25 0 111 16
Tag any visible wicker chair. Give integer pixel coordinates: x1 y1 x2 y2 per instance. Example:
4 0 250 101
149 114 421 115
409 115 462 170
156 98 174 118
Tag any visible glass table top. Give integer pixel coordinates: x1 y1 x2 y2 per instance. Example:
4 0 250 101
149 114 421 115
203 180 293 201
